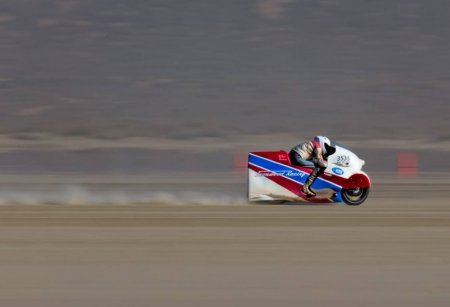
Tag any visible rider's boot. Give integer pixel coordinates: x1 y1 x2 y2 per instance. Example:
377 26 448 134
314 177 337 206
301 167 321 197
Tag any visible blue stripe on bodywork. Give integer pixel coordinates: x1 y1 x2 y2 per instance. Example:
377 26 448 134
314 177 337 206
248 153 343 201
248 154 309 184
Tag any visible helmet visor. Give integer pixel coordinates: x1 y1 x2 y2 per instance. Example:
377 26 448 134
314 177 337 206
324 143 336 157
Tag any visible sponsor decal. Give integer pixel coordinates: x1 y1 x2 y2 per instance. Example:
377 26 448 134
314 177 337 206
332 167 344 175
257 170 307 178
278 154 288 161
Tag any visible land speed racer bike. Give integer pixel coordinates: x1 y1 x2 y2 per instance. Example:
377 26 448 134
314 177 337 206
248 145 370 205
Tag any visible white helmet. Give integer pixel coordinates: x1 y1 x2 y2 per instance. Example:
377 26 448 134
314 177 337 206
316 136 332 155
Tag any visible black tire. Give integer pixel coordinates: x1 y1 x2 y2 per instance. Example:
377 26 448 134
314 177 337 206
342 188 370 206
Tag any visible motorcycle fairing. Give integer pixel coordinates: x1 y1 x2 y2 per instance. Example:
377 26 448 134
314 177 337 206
248 152 343 203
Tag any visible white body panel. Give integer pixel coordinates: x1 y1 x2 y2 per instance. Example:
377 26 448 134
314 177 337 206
324 146 365 179
248 169 303 202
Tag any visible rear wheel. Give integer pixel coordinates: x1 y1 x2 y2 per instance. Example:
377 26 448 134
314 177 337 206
342 188 369 206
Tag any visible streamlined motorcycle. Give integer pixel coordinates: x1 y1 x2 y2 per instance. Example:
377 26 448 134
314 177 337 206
248 145 370 205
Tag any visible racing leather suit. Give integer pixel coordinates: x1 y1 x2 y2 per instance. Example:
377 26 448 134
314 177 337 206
290 137 328 196
291 137 327 168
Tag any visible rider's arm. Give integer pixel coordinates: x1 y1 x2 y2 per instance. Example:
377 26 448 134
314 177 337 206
312 139 328 168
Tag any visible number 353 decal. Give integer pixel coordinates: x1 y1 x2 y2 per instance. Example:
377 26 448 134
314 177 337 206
335 155 350 166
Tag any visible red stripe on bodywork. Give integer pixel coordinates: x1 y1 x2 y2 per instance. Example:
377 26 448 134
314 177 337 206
248 163 332 203
321 172 370 189
249 163 301 196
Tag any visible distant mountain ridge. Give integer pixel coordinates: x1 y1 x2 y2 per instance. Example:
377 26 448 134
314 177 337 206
0 0 449 141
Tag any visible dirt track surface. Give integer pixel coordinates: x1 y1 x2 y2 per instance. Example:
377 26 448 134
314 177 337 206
1 198 450 307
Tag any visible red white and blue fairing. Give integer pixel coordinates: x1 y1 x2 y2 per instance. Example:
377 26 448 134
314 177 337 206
248 145 371 205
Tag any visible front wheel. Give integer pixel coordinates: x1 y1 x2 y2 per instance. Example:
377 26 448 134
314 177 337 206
342 188 370 206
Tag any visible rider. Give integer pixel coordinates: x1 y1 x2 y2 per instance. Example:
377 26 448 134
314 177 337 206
289 136 335 197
